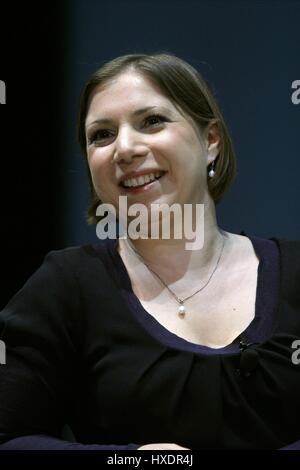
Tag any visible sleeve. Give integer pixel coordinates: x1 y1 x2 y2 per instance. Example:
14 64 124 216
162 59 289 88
0 249 139 450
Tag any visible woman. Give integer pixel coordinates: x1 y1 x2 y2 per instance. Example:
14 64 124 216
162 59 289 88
0 53 299 450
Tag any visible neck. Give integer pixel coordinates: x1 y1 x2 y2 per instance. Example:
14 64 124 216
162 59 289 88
118 200 226 283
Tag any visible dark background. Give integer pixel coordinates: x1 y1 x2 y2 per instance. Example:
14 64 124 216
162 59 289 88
0 2 68 308
0 0 299 309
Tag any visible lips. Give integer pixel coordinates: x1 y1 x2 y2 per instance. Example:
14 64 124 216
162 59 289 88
118 170 166 194
118 170 166 188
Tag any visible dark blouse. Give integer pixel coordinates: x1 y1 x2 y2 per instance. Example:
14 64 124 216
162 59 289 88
0 234 299 450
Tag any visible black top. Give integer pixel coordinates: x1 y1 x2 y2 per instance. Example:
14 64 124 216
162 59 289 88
0 234 300 450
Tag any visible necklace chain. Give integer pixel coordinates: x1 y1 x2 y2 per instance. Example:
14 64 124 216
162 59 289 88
125 234 226 318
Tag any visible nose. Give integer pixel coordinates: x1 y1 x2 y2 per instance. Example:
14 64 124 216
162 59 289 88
112 125 148 164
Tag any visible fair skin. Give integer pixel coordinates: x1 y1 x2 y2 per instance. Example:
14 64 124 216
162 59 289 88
85 70 259 449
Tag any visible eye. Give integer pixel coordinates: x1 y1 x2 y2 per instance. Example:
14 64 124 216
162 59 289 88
143 114 168 128
87 129 114 146
87 114 168 146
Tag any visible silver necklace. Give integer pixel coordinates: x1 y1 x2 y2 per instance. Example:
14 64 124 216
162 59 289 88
124 234 226 319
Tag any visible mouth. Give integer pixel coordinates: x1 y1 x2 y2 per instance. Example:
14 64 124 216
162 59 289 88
119 170 166 193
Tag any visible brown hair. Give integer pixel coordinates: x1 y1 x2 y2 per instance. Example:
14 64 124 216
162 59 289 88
77 52 236 224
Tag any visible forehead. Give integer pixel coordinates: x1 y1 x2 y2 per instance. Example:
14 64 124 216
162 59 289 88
86 72 177 119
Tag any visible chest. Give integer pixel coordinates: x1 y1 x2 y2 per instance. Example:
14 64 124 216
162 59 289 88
134 262 259 348
118 234 261 348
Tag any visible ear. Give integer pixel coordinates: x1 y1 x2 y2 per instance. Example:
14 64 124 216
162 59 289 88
206 123 220 165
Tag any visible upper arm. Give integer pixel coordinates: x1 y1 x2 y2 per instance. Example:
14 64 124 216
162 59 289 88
0 250 81 441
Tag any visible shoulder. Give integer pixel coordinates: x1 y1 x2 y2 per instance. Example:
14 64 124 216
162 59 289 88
3 241 114 305
222 231 273 270
39 240 118 294
271 238 300 296
272 238 300 260
0 241 116 329
43 240 112 274
226 231 300 272
44 243 100 263
268 237 300 274
234 231 300 260
226 231 300 305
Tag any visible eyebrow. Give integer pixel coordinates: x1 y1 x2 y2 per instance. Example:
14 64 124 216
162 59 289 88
85 106 172 129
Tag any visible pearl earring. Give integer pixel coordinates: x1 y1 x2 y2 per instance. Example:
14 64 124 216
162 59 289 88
208 161 215 178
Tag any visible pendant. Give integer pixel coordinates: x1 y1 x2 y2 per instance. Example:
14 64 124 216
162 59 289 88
178 302 186 318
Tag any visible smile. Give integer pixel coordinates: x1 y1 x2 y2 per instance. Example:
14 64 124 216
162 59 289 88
120 171 165 188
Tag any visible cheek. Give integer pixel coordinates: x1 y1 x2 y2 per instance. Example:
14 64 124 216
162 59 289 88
87 151 113 192
157 129 205 172
88 149 109 174
151 129 188 163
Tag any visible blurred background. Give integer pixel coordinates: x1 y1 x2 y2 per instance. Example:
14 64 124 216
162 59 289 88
0 0 299 308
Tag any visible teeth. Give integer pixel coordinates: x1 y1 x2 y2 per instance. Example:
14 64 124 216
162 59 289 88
122 171 163 188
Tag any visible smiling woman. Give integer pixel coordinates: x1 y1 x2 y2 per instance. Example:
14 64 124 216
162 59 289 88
83 69 221 240
79 54 236 225
0 52 300 451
